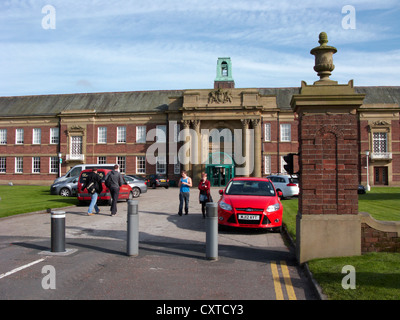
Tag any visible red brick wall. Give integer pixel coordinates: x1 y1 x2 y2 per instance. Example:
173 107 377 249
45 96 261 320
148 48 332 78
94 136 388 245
298 113 359 215
361 223 400 253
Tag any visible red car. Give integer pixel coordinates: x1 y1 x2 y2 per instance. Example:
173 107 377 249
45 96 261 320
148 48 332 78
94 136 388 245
218 177 283 232
77 169 133 204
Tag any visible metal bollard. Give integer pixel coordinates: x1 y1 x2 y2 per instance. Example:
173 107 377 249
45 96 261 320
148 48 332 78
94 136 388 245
127 200 139 256
51 211 66 253
205 202 218 260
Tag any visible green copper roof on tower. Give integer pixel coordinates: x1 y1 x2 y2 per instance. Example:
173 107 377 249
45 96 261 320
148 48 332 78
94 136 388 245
215 57 234 82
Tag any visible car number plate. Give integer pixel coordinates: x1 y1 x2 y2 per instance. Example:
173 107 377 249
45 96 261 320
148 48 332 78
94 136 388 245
160 179 166 182
238 214 260 220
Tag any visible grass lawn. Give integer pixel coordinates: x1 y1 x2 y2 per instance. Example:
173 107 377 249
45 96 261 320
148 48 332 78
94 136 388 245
281 187 400 300
0 185 78 218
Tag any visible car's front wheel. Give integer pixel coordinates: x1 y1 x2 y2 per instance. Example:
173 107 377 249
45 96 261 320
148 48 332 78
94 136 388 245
60 187 71 197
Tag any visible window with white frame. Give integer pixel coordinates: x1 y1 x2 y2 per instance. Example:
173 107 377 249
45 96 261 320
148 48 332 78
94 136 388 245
156 156 166 174
280 124 291 142
136 126 146 143
32 157 40 173
117 156 126 173
136 156 146 174
373 132 388 154
156 125 167 143
15 157 23 173
16 129 24 144
70 136 83 158
0 129 7 144
281 155 287 174
98 127 107 144
117 127 126 143
264 155 271 175
173 123 181 142
50 128 59 144
97 156 107 164
33 128 41 144
0 157 6 173
49 157 58 174
264 123 271 142
174 155 180 174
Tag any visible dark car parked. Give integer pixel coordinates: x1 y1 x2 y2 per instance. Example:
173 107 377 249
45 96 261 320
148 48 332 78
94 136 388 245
146 174 169 189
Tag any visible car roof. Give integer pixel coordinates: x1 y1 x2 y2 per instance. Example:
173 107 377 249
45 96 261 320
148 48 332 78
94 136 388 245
231 177 270 182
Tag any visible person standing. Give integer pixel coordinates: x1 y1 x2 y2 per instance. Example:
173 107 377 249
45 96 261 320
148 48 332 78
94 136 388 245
198 172 212 218
82 168 102 216
178 170 192 216
105 164 124 216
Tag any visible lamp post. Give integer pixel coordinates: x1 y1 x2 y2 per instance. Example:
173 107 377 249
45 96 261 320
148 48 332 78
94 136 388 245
58 152 62 178
365 151 370 191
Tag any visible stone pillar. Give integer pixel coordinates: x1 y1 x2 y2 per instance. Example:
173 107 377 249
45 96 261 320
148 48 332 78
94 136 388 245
252 119 262 177
240 119 250 177
192 120 201 185
181 120 191 173
291 32 365 264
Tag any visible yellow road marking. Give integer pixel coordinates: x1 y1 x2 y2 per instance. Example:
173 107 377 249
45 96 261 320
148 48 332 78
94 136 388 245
270 262 284 300
280 260 297 300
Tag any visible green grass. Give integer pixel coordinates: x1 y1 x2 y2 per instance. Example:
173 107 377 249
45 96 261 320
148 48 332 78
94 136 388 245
281 187 400 300
0 185 78 218
308 253 400 300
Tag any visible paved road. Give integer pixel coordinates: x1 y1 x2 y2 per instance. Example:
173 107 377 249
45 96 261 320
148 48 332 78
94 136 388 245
0 187 318 301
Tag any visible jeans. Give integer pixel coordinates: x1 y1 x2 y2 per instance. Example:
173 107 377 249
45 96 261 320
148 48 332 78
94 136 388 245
178 192 190 215
88 192 99 214
110 187 120 215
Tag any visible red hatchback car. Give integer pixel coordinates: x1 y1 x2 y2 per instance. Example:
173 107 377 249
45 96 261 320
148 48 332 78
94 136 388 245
77 169 133 204
218 177 283 232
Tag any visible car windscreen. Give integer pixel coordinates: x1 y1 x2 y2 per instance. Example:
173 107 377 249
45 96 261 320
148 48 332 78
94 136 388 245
225 180 276 196
79 171 107 183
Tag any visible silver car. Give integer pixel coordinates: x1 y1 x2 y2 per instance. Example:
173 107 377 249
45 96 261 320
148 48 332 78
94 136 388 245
50 176 78 197
124 175 148 198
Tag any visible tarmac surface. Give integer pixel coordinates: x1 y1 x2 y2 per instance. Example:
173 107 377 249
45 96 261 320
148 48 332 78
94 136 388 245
0 187 319 301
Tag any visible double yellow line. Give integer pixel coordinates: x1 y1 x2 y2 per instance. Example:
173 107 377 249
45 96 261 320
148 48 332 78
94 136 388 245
271 261 297 300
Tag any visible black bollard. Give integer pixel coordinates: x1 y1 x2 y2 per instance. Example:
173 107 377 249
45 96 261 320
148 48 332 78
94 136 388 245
205 203 218 260
51 211 66 253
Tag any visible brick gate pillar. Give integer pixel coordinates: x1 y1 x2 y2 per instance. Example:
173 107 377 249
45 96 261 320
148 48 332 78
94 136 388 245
291 33 365 263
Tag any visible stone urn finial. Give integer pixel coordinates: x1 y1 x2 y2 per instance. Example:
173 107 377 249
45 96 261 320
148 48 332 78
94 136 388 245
310 32 338 84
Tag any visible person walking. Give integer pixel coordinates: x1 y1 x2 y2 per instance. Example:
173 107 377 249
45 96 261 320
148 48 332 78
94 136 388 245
105 164 124 216
178 170 192 216
82 168 102 216
198 172 212 219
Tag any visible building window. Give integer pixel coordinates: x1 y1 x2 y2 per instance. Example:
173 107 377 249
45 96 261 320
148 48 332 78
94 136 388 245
16 129 24 144
0 129 7 144
136 126 146 143
373 132 387 154
98 156 107 164
156 156 166 174
264 155 271 175
0 157 6 173
280 124 291 142
136 156 146 174
33 128 41 144
264 123 271 142
50 157 58 174
70 136 83 160
50 128 59 144
281 156 287 174
174 156 180 174
117 156 126 173
98 127 107 144
15 157 23 173
32 157 41 173
156 125 167 143
117 127 126 143
173 123 180 142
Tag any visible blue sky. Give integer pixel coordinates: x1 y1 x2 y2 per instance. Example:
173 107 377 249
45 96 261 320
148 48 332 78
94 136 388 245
0 0 399 96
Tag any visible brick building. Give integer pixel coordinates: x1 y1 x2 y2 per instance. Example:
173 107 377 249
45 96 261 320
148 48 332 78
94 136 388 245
0 57 399 187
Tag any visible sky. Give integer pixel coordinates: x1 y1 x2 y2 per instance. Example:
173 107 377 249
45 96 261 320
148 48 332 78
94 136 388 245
0 0 399 97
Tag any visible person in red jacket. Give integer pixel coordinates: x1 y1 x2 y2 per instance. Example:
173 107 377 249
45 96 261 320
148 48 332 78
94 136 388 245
198 172 212 218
